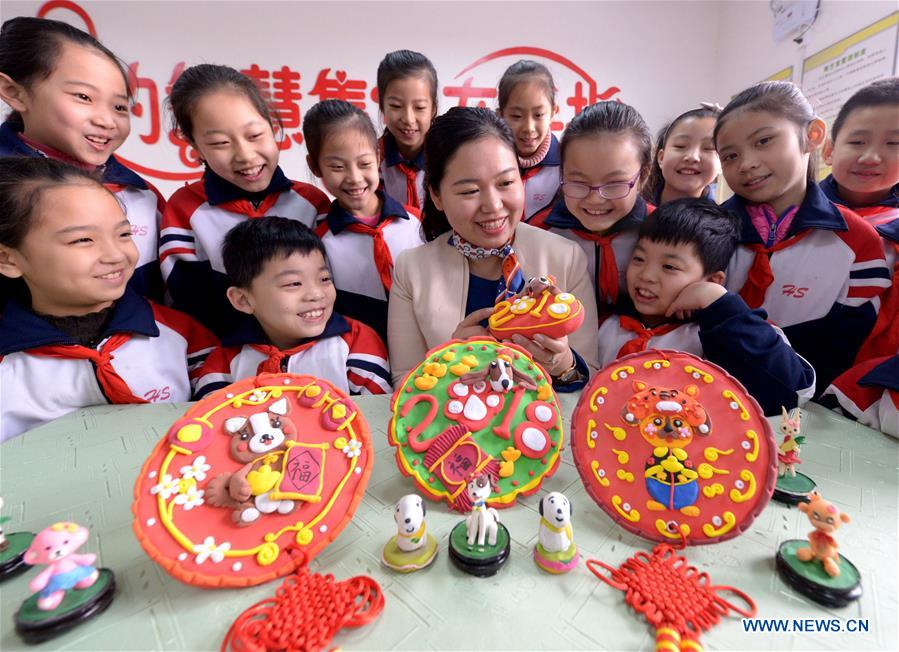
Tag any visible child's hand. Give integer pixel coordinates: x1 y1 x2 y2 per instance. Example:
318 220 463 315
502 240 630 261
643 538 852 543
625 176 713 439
452 307 494 340
510 333 575 378
666 281 727 320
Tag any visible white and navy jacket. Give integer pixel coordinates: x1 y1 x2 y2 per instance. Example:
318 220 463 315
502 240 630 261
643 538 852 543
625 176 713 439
824 355 899 438
195 313 391 398
598 293 816 415
318 191 424 343
722 184 890 393
530 197 651 315
0 121 166 303
0 289 218 442
521 134 562 221
159 167 330 337
379 131 425 211
820 174 899 229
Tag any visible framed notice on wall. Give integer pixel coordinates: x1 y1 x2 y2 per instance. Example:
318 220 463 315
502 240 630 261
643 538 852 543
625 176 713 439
765 66 795 82
801 11 898 128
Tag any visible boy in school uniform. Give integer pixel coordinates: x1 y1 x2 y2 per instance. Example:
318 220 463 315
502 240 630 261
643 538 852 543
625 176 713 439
597 198 815 415
195 216 391 398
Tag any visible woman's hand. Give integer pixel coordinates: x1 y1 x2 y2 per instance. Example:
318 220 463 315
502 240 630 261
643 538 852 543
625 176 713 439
510 333 575 377
451 307 494 340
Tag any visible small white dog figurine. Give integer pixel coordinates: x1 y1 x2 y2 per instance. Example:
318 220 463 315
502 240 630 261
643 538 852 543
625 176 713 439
538 492 573 553
465 473 500 546
394 494 428 553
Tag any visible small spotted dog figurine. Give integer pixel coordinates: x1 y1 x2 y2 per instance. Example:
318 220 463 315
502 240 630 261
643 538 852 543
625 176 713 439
538 492 573 552
465 473 500 546
394 494 428 553
797 492 851 577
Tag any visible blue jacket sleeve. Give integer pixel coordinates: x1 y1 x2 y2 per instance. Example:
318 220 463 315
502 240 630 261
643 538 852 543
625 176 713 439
697 292 816 415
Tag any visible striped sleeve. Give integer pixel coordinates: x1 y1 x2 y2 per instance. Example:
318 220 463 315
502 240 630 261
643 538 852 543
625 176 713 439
823 356 899 438
342 318 392 395
151 303 220 392
837 207 891 309
159 183 206 283
194 345 240 399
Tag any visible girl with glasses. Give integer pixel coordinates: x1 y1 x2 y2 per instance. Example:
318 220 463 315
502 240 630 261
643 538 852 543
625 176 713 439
531 101 655 318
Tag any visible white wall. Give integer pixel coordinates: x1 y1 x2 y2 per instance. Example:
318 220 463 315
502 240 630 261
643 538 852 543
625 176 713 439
1 0 724 197
714 0 897 98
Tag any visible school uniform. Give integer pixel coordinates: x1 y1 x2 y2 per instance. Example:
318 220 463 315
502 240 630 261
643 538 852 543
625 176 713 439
722 184 890 393
597 292 816 415
0 121 166 303
824 355 898 438
318 191 425 343
159 167 330 337
0 288 218 442
521 134 561 221
194 313 391 399
380 131 425 211
530 197 652 315
820 174 899 228
855 220 899 363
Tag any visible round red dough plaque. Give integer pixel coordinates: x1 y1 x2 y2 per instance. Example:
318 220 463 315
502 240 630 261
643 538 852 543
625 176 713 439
571 351 777 544
132 374 372 588
389 338 564 510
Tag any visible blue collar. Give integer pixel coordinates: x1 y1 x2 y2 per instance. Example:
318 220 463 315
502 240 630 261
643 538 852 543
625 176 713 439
877 219 899 244
820 174 899 209
723 183 847 246
522 134 561 170
543 195 647 234
221 311 350 348
203 165 293 207
859 355 899 393
650 185 712 207
381 131 425 170
0 288 158 355
325 190 409 234
0 121 147 189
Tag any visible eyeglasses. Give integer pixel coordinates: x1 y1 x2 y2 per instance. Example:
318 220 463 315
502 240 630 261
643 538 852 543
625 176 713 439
560 172 641 200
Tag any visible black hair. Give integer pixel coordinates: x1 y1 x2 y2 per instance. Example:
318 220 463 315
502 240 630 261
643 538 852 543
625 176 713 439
561 101 653 182
497 59 556 110
302 99 379 172
637 198 739 274
0 16 131 130
831 77 899 141
376 50 438 114
643 104 721 203
168 64 276 144
222 216 328 288
421 107 517 241
714 81 819 184
0 156 106 249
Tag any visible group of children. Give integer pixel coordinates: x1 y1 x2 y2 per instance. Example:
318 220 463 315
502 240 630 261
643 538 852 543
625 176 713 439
0 16 895 441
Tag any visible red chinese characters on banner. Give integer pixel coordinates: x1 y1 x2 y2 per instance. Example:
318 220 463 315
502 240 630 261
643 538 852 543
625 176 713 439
309 69 368 110
445 46 621 132
242 64 304 148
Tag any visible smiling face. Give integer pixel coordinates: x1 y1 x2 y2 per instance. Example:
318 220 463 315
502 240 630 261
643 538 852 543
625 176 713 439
10 41 131 166
382 75 435 159
431 135 523 248
626 237 711 326
228 249 336 349
312 126 381 218
562 133 644 233
189 90 280 193
0 182 137 316
658 116 719 201
499 82 556 158
824 104 899 206
716 110 824 216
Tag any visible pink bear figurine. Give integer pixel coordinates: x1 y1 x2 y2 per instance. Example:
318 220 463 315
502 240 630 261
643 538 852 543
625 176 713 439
24 523 99 611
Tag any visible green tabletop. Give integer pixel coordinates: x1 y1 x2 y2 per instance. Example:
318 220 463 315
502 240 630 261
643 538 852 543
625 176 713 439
1 397 896 651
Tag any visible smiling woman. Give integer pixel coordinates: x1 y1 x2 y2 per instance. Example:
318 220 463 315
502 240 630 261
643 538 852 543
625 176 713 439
387 107 599 387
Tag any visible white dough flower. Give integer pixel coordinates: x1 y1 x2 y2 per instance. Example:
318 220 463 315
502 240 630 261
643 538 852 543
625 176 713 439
150 474 179 500
180 456 211 482
193 536 231 564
